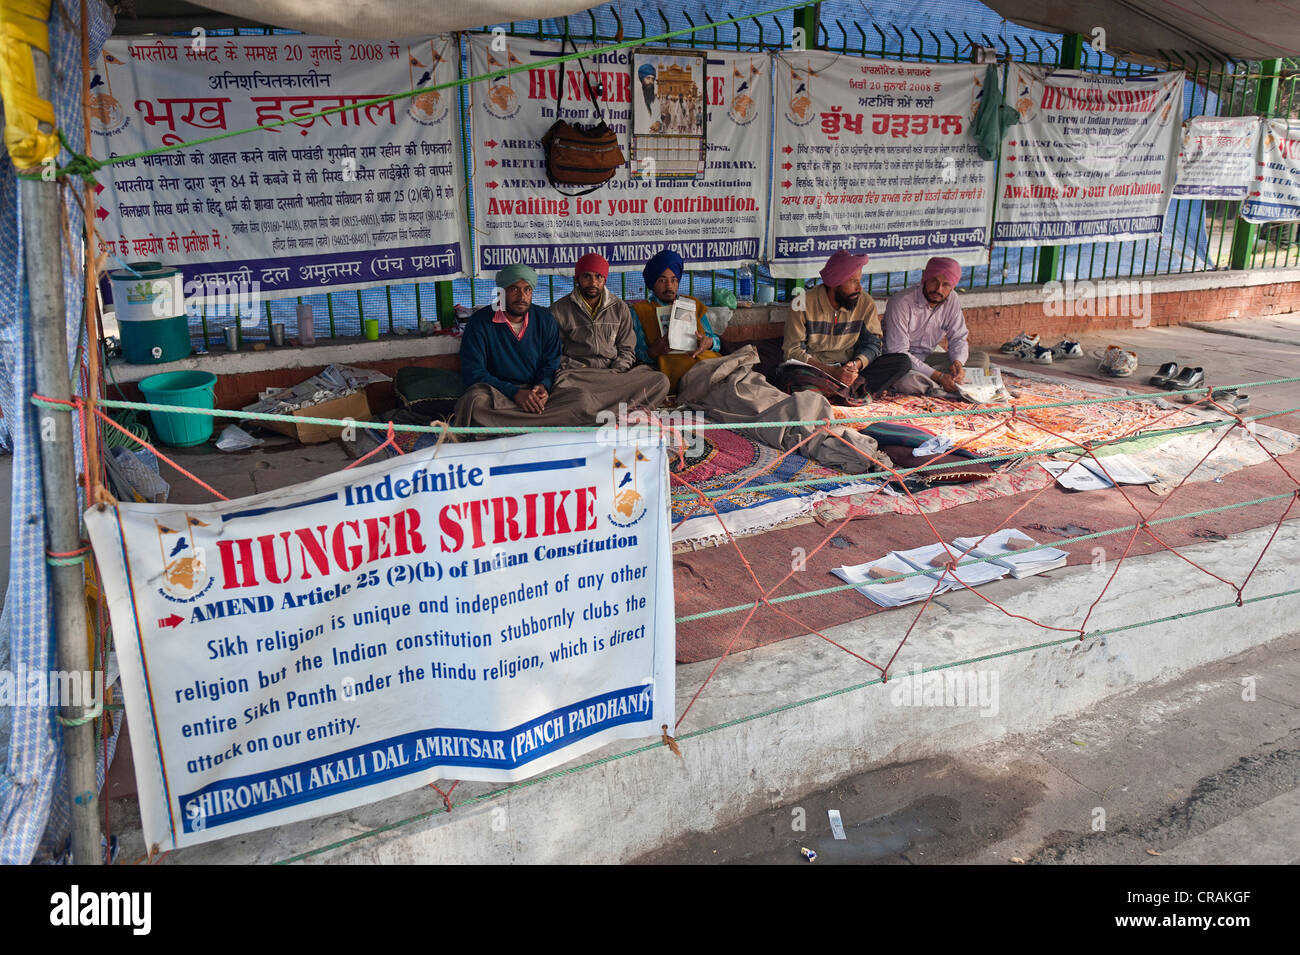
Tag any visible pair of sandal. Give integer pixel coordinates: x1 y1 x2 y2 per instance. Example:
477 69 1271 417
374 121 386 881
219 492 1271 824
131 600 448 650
1180 386 1251 413
1150 363 1204 389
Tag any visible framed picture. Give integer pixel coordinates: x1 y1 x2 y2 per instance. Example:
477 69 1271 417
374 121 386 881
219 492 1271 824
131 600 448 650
630 47 707 181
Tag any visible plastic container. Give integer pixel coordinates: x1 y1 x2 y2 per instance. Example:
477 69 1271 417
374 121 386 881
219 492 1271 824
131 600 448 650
363 318 380 341
108 265 183 322
138 370 217 447
737 264 754 304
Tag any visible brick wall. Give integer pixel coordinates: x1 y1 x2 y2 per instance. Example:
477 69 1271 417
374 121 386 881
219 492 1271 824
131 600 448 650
961 280 1300 348
719 279 1300 350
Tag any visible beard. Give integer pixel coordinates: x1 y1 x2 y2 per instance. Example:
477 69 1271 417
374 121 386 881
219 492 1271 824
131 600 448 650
834 290 861 310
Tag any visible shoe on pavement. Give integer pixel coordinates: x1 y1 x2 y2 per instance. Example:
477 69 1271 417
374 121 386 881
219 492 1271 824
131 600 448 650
1051 339 1083 359
1100 346 1138 377
1001 332 1039 354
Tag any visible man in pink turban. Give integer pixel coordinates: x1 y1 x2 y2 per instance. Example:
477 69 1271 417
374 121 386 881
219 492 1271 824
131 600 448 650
776 249 910 404
882 256 990 395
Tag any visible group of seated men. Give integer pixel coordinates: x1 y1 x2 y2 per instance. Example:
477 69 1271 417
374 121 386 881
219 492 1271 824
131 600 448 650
453 249 989 475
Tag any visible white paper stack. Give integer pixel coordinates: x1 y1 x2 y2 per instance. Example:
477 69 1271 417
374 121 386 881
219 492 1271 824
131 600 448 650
1041 453 1156 491
952 529 1069 579
832 553 949 608
894 542 1010 589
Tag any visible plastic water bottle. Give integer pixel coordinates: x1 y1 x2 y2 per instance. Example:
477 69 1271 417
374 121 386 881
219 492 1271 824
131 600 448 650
737 264 754 305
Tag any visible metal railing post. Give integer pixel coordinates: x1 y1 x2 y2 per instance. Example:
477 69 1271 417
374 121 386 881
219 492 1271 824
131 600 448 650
1035 32 1084 285
1229 59 1281 270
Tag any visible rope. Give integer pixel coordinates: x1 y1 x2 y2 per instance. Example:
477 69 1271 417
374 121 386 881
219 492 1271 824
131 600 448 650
45 543 90 566
16 3 812 182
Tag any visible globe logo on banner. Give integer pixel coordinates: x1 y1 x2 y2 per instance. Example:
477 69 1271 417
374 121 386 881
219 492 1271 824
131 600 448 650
727 60 763 127
784 61 818 127
89 53 131 137
407 88 449 125
484 48 522 120
155 515 216 603
607 449 650 529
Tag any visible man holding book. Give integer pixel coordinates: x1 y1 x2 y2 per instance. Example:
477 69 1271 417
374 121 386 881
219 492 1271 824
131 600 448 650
630 248 720 392
777 250 910 404
632 249 889 474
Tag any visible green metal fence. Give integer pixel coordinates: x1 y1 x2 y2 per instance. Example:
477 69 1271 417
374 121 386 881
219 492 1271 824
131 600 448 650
143 8 1300 347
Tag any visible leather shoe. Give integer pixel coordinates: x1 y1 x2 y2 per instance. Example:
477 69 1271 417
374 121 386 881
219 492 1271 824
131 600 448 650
1170 366 1204 389
1149 361 1178 387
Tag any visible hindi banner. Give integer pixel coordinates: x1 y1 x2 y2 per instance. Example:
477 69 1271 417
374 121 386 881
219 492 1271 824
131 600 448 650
993 67 1183 246
91 34 469 301
1172 116 1260 201
770 53 996 278
467 36 770 277
85 432 675 851
1242 119 1300 223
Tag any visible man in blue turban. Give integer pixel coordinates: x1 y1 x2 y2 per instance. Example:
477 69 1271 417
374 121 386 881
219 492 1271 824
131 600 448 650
630 249 720 391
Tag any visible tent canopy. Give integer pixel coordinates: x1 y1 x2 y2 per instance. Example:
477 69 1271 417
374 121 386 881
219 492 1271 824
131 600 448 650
112 0 600 37
981 0 1300 62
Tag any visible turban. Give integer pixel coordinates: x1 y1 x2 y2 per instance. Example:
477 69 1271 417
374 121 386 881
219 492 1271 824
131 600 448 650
638 63 657 80
922 256 961 287
819 249 869 288
575 253 609 279
643 249 683 289
495 263 538 290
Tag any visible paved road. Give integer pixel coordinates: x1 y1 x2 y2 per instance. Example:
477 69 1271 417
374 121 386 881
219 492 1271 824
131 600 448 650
639 630 1300 864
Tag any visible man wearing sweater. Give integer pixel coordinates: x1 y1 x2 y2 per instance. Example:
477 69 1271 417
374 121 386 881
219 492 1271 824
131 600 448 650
882 256 991 396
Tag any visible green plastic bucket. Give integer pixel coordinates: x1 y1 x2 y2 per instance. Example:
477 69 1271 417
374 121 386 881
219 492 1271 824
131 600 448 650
138 371 217 448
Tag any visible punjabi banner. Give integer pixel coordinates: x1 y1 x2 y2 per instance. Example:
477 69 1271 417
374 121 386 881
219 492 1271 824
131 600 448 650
91 35 469 300
769 52 996 278
1172 116 1260 201
85 432 676 851
1242 119 1300 223
467 36 770 278
993 67 1183 246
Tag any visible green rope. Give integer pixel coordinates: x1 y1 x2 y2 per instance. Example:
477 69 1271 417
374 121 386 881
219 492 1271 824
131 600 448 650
17 4 810 182
271 582 1300 864
46 553 88 567
94 376 1300 437
670 407 1300 500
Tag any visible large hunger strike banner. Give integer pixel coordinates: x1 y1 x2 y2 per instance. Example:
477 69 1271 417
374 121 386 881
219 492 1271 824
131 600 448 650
770 53 995 277
1242 119 1300 223
467 36 770 277
91 34 469 300
86 433 675 850
993 67 1183 246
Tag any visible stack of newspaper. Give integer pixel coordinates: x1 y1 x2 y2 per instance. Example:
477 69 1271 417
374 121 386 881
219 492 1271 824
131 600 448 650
833 541 1010 608
951 528 1069 579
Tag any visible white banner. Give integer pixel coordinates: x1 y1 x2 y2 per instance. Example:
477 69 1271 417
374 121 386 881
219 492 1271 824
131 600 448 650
770 53 995 278
1242 119 1300 223
1172 116 1260 201
85 432 675 851
467 37 770 277
993 67 1183 246
91 34 469 300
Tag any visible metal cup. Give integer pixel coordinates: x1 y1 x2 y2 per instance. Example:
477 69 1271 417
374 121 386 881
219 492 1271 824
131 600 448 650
270 322 286 346
223 326 239 351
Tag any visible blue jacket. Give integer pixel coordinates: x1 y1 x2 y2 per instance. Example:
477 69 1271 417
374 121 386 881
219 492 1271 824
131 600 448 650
459 304 562 399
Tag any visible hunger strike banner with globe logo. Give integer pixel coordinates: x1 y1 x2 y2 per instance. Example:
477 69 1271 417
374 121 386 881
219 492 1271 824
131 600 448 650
85 432 675 851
